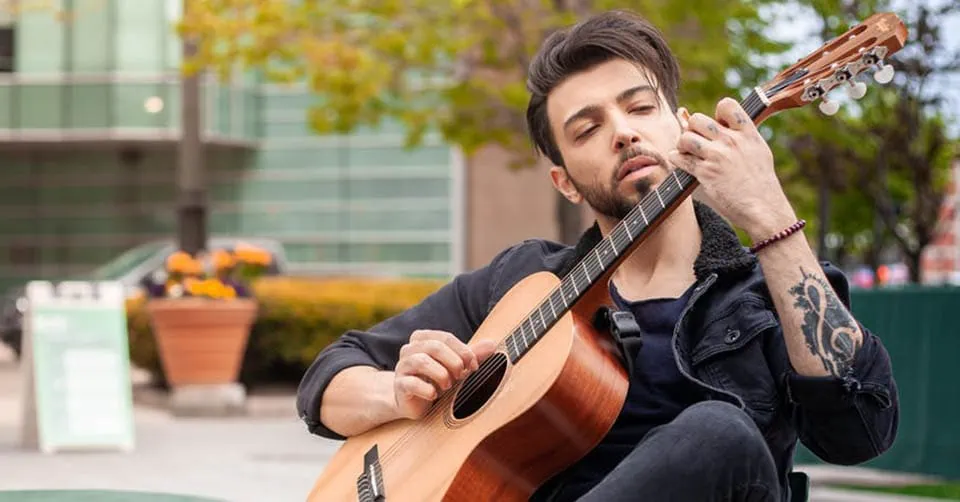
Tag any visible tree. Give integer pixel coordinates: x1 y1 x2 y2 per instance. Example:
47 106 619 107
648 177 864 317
766 0 958 281
179 0 789 244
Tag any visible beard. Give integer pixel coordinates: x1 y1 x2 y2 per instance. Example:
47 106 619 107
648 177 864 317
567 145 667 221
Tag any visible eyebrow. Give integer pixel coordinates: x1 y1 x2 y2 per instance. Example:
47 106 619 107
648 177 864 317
562 84 656 132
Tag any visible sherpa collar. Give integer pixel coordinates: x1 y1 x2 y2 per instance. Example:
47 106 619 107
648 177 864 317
561 201 757 282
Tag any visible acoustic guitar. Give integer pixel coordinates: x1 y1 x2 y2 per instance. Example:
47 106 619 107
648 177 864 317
307 12 907 502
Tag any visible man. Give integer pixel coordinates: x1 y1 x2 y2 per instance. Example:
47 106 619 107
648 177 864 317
296 9 899 502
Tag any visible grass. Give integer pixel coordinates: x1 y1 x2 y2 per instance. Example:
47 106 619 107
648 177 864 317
836 482 960 500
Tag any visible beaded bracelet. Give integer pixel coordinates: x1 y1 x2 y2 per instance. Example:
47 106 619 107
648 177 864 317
750 219 807 254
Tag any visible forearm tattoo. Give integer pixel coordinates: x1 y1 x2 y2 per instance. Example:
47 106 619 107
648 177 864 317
788 268 862 376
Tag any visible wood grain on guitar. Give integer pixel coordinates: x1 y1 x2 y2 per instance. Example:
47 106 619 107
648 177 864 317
306 12 907 502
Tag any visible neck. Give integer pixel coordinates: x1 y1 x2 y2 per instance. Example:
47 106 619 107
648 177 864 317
596 197 701 300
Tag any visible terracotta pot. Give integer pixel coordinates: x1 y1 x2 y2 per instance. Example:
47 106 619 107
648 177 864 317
146 298 258 386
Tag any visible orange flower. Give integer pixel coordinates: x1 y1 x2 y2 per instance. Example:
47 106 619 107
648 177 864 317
211 249 235 271
234 243 273 267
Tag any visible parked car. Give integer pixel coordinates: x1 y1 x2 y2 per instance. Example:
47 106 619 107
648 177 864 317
0 237 288 359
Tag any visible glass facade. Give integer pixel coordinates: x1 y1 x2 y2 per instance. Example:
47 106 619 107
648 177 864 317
0 0 462 290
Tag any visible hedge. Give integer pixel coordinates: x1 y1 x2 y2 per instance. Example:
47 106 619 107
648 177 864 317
126 275 445 389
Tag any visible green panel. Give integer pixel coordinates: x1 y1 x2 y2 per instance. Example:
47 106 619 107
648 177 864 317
209 179 341 202
347 178 449 198
114 0 164 72
345 146 450 167
342 243 449 262
113 83 169 128
70 0 111 72
0 84 11 128
260 119 317 139
15 1 65 74
162 0 182 70
235 209 340 235
243 88 261 139
794 286 960 480
18 84 63 128
255 147 345 170
67 84 111 128
283 243 341 263
262 90 321 112
38 185 121 205
347 208 449 231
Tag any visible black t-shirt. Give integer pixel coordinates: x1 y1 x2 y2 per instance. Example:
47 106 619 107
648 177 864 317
533 282 705 501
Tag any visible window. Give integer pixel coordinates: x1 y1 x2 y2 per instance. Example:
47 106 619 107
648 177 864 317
0 26 13 73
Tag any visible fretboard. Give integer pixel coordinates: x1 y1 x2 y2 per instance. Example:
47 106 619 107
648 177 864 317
502 168 696 362
501 88 769 364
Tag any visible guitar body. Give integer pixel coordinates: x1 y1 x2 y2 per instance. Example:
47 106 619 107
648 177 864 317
307 271 629 502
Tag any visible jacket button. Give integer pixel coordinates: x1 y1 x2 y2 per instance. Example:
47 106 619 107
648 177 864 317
724 329 741 344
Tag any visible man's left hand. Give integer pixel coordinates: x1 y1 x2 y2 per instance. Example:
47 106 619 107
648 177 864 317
667 97 797 241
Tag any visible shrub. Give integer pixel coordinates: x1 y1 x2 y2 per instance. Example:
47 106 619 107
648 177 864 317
126 275 445 389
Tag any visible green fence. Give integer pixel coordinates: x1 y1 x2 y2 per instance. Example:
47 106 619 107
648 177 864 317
794 286 960 480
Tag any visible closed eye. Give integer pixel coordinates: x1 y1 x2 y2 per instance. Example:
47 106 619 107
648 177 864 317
630 106 655 114
576 125 598 140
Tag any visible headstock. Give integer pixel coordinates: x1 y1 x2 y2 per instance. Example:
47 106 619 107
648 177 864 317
753 12 908 123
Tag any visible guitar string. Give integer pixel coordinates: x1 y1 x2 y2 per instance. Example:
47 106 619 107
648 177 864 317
377 91 766 467
378 181 684 463
378 92 767 466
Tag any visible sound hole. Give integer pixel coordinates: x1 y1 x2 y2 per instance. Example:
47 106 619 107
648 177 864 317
452 352 509 420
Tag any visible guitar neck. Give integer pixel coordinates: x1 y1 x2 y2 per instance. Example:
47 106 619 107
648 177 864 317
502 88 771 363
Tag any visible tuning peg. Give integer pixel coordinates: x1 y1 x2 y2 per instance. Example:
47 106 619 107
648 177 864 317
874 64 895 84
846 81 868 100
819 97 840 116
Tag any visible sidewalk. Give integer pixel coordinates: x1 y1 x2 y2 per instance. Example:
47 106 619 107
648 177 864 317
0 344 948 501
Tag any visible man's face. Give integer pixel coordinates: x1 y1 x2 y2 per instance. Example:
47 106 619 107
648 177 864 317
546 58 687 221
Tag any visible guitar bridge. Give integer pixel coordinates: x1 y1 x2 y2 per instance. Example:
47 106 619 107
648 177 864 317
356 445 385 502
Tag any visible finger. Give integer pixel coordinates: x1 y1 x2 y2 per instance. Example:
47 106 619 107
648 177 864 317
396 375 437 402
667 150 701 177
715 97 753 131
402 352 456 390
470 340 498 364
416 340 467 379
676 130 712 160
687 112 724 141
412 329 475 371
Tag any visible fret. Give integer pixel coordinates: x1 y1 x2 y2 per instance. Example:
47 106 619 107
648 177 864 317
672 170 684 190
581 260 590 283
520 321 531 346
571 276 579 296
639 204 649 224
526 318 537 342
548 292 558 318
507 334 518 360
623 221 633 239
593 246 603 270
655 187 665 208
555 289 568 309
536 307 546 332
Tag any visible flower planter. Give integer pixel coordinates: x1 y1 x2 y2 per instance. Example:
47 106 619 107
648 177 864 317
145 298 258 386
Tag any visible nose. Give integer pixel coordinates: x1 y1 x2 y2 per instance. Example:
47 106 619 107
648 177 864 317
612 120 641 152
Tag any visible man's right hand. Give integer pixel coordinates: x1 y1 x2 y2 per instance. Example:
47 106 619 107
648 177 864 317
393 330 498 420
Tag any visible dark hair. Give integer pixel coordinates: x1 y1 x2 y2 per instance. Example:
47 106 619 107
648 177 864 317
525 10 681 167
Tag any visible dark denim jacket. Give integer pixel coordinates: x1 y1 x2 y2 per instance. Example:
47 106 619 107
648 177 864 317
297 203 899 500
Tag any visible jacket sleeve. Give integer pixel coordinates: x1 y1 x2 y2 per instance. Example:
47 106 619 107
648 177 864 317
295 244 520 440
783 262 900 465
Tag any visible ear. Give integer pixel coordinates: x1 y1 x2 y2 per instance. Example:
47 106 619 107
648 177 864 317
675 107 691 129
549 166 583 204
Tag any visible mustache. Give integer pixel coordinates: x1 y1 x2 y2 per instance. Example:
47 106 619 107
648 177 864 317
614 145 667 175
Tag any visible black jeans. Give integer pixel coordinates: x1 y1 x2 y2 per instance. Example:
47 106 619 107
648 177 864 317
576 400 780 502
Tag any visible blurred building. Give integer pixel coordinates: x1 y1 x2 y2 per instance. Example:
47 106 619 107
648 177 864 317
0 1 566 291
920 158 960 285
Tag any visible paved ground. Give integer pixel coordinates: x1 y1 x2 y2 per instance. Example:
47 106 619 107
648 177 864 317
0 345 946 501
